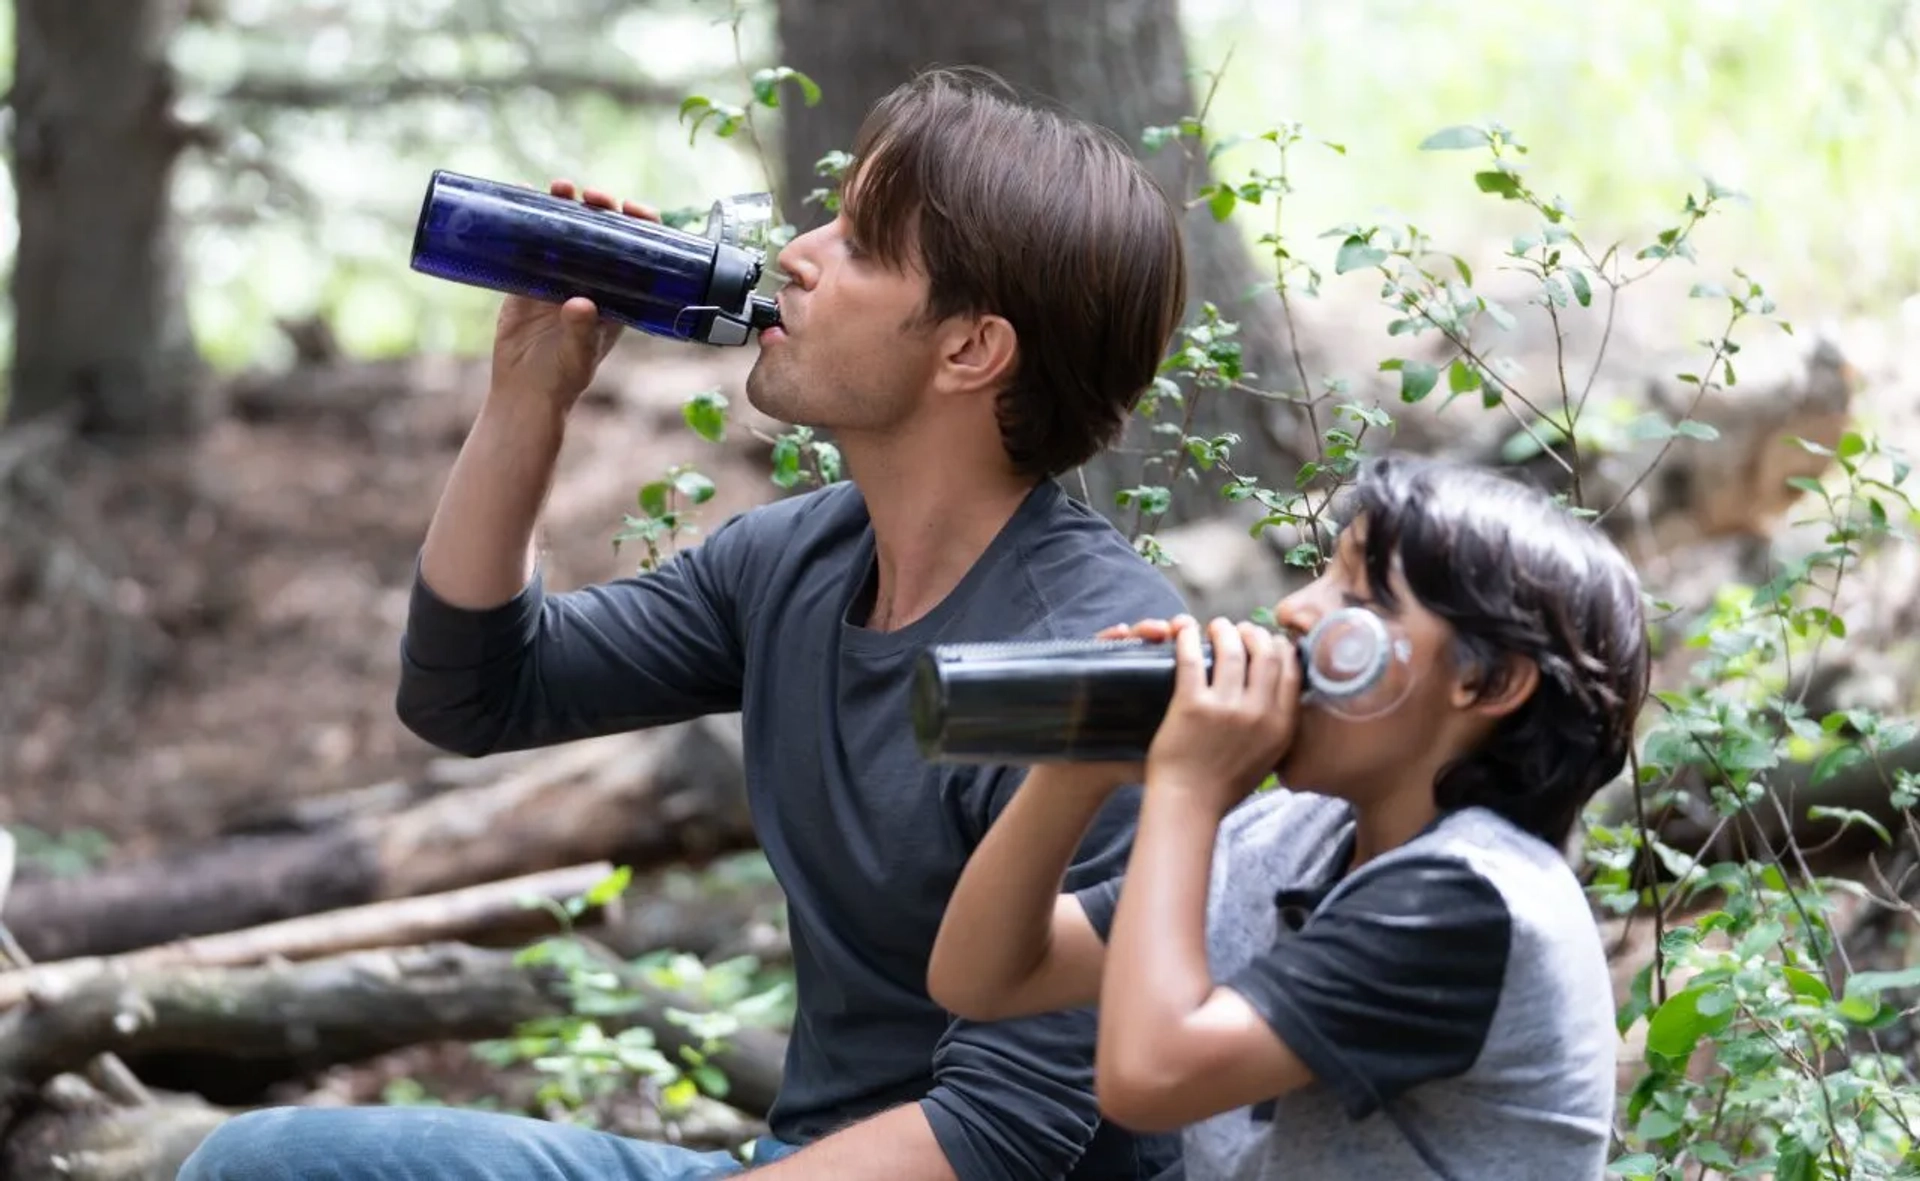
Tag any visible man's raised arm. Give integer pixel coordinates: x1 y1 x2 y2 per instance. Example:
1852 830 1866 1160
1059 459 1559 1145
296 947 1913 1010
399 181 747 758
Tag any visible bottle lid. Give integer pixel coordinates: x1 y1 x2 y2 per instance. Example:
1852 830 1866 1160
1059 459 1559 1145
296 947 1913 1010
706 193 776 254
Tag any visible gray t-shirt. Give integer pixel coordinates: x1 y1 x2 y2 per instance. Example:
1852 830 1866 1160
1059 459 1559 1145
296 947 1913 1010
395 478 1187 1181
1076 790 1616 1181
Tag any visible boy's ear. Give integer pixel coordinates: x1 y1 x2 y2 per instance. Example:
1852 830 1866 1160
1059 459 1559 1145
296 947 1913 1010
1452 652 1539 721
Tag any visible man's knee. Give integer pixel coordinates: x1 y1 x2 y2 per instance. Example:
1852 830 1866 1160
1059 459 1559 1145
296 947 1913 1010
175 1103 750 1181
178 1108 306 1180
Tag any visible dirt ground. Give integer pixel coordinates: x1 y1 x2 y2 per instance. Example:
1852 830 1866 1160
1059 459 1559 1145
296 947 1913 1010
0 335 783 866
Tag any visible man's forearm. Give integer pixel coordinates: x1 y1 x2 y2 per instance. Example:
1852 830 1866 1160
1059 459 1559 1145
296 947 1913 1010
749 1104 958 1181
418 395 568 610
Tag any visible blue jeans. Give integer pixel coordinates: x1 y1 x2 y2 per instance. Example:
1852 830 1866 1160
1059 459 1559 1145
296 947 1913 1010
175 1105 800 1180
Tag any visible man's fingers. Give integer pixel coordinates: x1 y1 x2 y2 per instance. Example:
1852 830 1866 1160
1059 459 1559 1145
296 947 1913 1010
622 199 661 223
548 179 577 199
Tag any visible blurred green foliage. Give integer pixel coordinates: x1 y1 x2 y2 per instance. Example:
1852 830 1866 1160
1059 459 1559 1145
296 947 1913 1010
0 0 1915 382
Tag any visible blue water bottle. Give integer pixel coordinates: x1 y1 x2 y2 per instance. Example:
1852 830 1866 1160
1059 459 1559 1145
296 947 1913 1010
409 170 782 346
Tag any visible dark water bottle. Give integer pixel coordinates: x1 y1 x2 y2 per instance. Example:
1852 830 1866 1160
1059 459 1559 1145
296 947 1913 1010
911 609 1409 764
409 170 782 346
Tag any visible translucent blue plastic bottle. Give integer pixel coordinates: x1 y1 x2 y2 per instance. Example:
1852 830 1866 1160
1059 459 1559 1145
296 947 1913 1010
409 170 781 346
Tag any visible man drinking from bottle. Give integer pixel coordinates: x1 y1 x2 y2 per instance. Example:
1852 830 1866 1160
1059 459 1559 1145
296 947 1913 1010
179 66 1189 1181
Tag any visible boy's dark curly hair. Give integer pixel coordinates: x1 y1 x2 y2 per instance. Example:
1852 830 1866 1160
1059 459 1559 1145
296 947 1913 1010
1333 454 1651 848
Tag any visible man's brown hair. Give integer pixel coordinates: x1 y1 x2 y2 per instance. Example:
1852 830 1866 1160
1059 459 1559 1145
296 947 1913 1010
841 67 1187 478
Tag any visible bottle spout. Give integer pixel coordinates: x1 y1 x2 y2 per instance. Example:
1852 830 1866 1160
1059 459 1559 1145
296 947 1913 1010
749 294 782 332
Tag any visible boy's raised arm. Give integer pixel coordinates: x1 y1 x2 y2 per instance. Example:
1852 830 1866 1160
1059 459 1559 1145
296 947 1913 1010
927 763 1137 1021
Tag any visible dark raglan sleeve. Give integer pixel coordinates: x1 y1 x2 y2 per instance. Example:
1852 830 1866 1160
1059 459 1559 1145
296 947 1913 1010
1071 874 1123 941
393 509 760 758
920 780 1160 1181
1223 854 1513 1120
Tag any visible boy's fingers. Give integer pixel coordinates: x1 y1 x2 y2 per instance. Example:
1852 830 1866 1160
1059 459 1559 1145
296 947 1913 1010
1242 623 1280 702
1207 617 1245 699
1171 617 1206 695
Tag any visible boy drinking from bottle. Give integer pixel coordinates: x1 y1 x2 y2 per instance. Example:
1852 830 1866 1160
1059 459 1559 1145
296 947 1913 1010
928 454 1647 1180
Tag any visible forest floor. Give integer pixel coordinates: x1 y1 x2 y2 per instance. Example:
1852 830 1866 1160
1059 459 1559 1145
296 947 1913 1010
0 335 782 867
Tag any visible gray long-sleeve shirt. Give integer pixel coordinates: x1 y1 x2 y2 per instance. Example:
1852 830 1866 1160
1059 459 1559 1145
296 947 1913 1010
395 478 1186 1181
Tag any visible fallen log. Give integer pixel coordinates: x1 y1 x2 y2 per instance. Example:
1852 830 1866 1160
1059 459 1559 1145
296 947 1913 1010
0 1076 230 1181
3 718 755 962
0 863 619 1011
596 861 789 966
0 941 788 1120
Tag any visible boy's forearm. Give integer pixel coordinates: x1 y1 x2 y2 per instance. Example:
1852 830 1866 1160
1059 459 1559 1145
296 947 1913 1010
418 393 568 610
1098 782 1225 1092
928 767 1116 1019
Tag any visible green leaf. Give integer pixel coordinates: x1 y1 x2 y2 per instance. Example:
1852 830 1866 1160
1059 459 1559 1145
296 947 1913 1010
638 481 671 518
1838 993 1884 1024
1419 124 1486 151
1736 920 1784 959
1782 965 1831 1003
1474 169 1524 200
1448 358 1480 394
1811 744 1868 785
682 390 730 442
750 66 823 108
1334 235 1387 274
584 865 633 907
1846 964 1920 1000
1634 1109 1682 1141
1807 804 1891 844
1607 1152 1657 1179
1773 1136 1817 1181
662 1076 699 1111
1688 1141 1735 1170
1567 268 1592 307
1394 360 1441 403
1208 186 1237 221
690 1062 730 1098
1838 431 1868 459
1644 985 1730 1062
1674 420 1719 442
1689 281 1728 299
673 469 717 505
770 436 803 489
1451 255 1474 286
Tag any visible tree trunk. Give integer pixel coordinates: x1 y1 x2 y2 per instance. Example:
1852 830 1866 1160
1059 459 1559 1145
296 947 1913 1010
774 0 1310 527
8 0 208 437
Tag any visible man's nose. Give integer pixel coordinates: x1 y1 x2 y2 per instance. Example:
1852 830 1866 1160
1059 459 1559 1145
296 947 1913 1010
775 232 822 290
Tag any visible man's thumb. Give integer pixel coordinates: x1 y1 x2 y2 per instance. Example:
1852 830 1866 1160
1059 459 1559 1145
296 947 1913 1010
559 298 602 373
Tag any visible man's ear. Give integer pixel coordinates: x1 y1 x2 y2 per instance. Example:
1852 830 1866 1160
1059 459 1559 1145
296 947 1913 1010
937 313 1019 396
1452 652 1540 721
